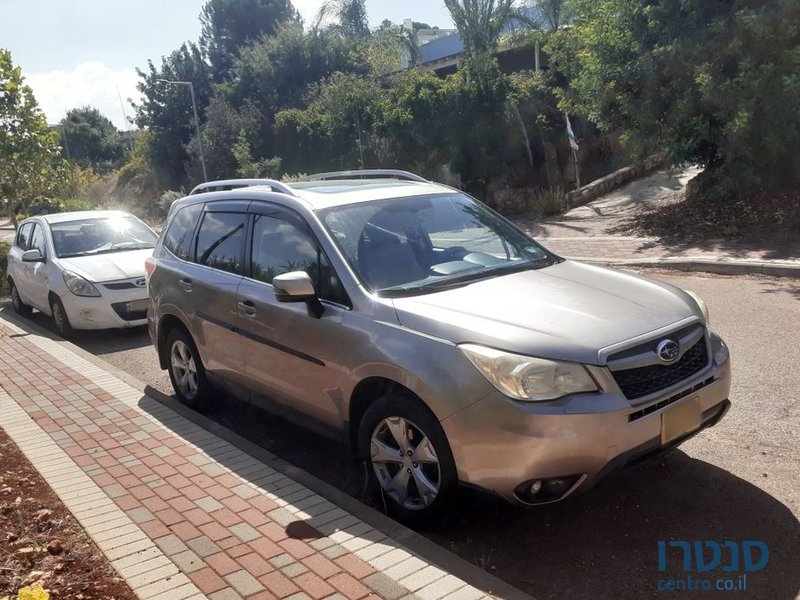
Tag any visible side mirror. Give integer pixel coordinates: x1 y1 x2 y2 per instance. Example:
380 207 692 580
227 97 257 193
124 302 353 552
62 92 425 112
21 249 44 263
273 271 324 318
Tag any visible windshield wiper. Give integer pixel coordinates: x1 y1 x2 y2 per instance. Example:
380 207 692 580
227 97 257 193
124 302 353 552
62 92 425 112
380 259 552 297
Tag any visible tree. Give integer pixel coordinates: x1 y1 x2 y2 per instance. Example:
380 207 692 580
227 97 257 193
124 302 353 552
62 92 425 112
317 0 370 38
199 0 300 81
546 0 800 200
444 0 535 88
226 23 369 172
58 106 123 172
185 95 264 180
444 0 528 55
367 20 421 74
132 42 212 187
0 49 66 227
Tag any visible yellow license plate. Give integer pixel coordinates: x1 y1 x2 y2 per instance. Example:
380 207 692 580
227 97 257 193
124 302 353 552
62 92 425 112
661 398 702 445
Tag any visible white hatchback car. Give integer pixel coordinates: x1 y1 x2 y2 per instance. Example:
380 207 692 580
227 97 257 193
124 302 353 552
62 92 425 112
7 210 158 336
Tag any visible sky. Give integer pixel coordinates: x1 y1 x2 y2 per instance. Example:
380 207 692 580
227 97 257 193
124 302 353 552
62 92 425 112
1 0 454 129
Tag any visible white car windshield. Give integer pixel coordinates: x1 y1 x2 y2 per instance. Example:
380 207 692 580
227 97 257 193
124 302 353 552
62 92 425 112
50 216 158 258
320 193 555 296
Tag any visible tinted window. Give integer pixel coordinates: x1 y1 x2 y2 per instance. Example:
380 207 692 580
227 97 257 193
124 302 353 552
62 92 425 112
29 224 46 256
16 223 33 250
251 214 347 305
195 212 247 275
163 203 203 260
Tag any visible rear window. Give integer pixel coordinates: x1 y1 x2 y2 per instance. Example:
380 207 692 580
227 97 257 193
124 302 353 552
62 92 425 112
163 203 203 260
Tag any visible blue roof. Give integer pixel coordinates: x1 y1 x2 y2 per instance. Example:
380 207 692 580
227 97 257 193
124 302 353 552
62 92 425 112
419 6 548 65
419 33 464 64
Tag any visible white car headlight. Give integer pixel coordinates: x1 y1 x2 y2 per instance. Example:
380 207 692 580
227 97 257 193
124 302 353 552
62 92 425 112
63 270 101 297
684 290 710 324
459 344 598 401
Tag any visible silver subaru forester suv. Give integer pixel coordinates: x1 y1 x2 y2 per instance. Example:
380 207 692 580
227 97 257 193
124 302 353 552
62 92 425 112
147 170 731 525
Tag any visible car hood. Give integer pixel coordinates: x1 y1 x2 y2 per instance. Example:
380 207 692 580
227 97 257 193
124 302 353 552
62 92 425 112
57 249 153 283
391 260 703 365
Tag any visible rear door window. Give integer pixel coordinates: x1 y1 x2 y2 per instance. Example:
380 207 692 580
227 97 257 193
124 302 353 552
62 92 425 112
194 212 247 275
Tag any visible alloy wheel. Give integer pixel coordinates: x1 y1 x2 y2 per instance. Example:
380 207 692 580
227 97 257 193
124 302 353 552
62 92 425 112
370 416 441 510
170 340 198 400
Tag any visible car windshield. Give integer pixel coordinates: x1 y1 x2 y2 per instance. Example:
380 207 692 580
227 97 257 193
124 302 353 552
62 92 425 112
320 193 556 296
50 216 158 258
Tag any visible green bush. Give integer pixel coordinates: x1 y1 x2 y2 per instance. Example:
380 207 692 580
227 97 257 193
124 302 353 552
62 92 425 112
528 187 565 217
0 240 10 296
61 197 96 212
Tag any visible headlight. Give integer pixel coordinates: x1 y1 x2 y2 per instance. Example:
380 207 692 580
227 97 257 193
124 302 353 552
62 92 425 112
63 270 101 297
685 290 710 324
459 344 598 402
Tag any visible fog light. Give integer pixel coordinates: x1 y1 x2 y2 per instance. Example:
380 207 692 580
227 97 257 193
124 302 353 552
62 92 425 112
80 309 92 318
515 474 583 504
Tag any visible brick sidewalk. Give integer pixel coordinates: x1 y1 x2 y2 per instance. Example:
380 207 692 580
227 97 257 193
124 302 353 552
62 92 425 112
0 318 517 600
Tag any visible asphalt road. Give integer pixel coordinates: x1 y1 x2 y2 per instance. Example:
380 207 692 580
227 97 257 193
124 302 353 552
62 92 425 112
2 269 798 600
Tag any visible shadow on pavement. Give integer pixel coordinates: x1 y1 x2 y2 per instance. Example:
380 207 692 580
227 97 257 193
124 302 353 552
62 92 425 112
0 305 152 354
432 450 800 600
138 383 799 600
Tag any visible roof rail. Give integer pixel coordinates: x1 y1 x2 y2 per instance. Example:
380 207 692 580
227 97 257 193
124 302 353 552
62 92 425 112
188 178 296 196
306 169 428 183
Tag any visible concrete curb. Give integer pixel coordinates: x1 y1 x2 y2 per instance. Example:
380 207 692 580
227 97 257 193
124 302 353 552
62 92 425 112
0 309 533 600
575 257 800 279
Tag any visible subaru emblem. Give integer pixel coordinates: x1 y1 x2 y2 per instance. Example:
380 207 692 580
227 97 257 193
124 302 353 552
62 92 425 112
656 339 680 364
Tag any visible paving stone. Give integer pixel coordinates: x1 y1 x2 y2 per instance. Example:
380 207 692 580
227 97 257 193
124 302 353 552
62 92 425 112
126 506 155 524
154 534 189 556
224 569 265 596
416 575 467 600
269 553 296 569
186 535 221 558
280 562 309 577
320 545 349 560
195 496 224 513
229 522 261 543
362 572 409 600
172 549 205 573
399 565 447 593
208 589 243 600
231 483 259 499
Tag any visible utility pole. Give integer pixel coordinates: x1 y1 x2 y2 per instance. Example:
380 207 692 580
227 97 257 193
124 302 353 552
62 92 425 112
157 79 208 181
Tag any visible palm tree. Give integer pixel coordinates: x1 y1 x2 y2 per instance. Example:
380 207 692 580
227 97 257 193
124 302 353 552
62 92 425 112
317 0 369 38
443 0 533 56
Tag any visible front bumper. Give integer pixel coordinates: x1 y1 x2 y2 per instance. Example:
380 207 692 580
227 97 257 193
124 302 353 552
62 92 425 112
58 289 149 330
440 332 732 504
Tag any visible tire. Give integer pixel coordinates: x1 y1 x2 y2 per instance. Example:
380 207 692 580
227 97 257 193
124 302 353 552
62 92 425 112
165 327 210 409
358 392 458 528
50 296 73 338
10 280 33 318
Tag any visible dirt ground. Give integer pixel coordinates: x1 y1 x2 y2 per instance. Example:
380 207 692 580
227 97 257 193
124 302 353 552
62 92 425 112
0 427 136 599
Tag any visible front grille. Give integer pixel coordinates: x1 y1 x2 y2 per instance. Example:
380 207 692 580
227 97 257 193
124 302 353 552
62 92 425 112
612 337 709 400
104 282 137 290
111 300 149 321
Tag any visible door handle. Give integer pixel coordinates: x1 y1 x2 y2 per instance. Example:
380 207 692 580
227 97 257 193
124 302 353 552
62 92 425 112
238 300 257 317
179 278 193 292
